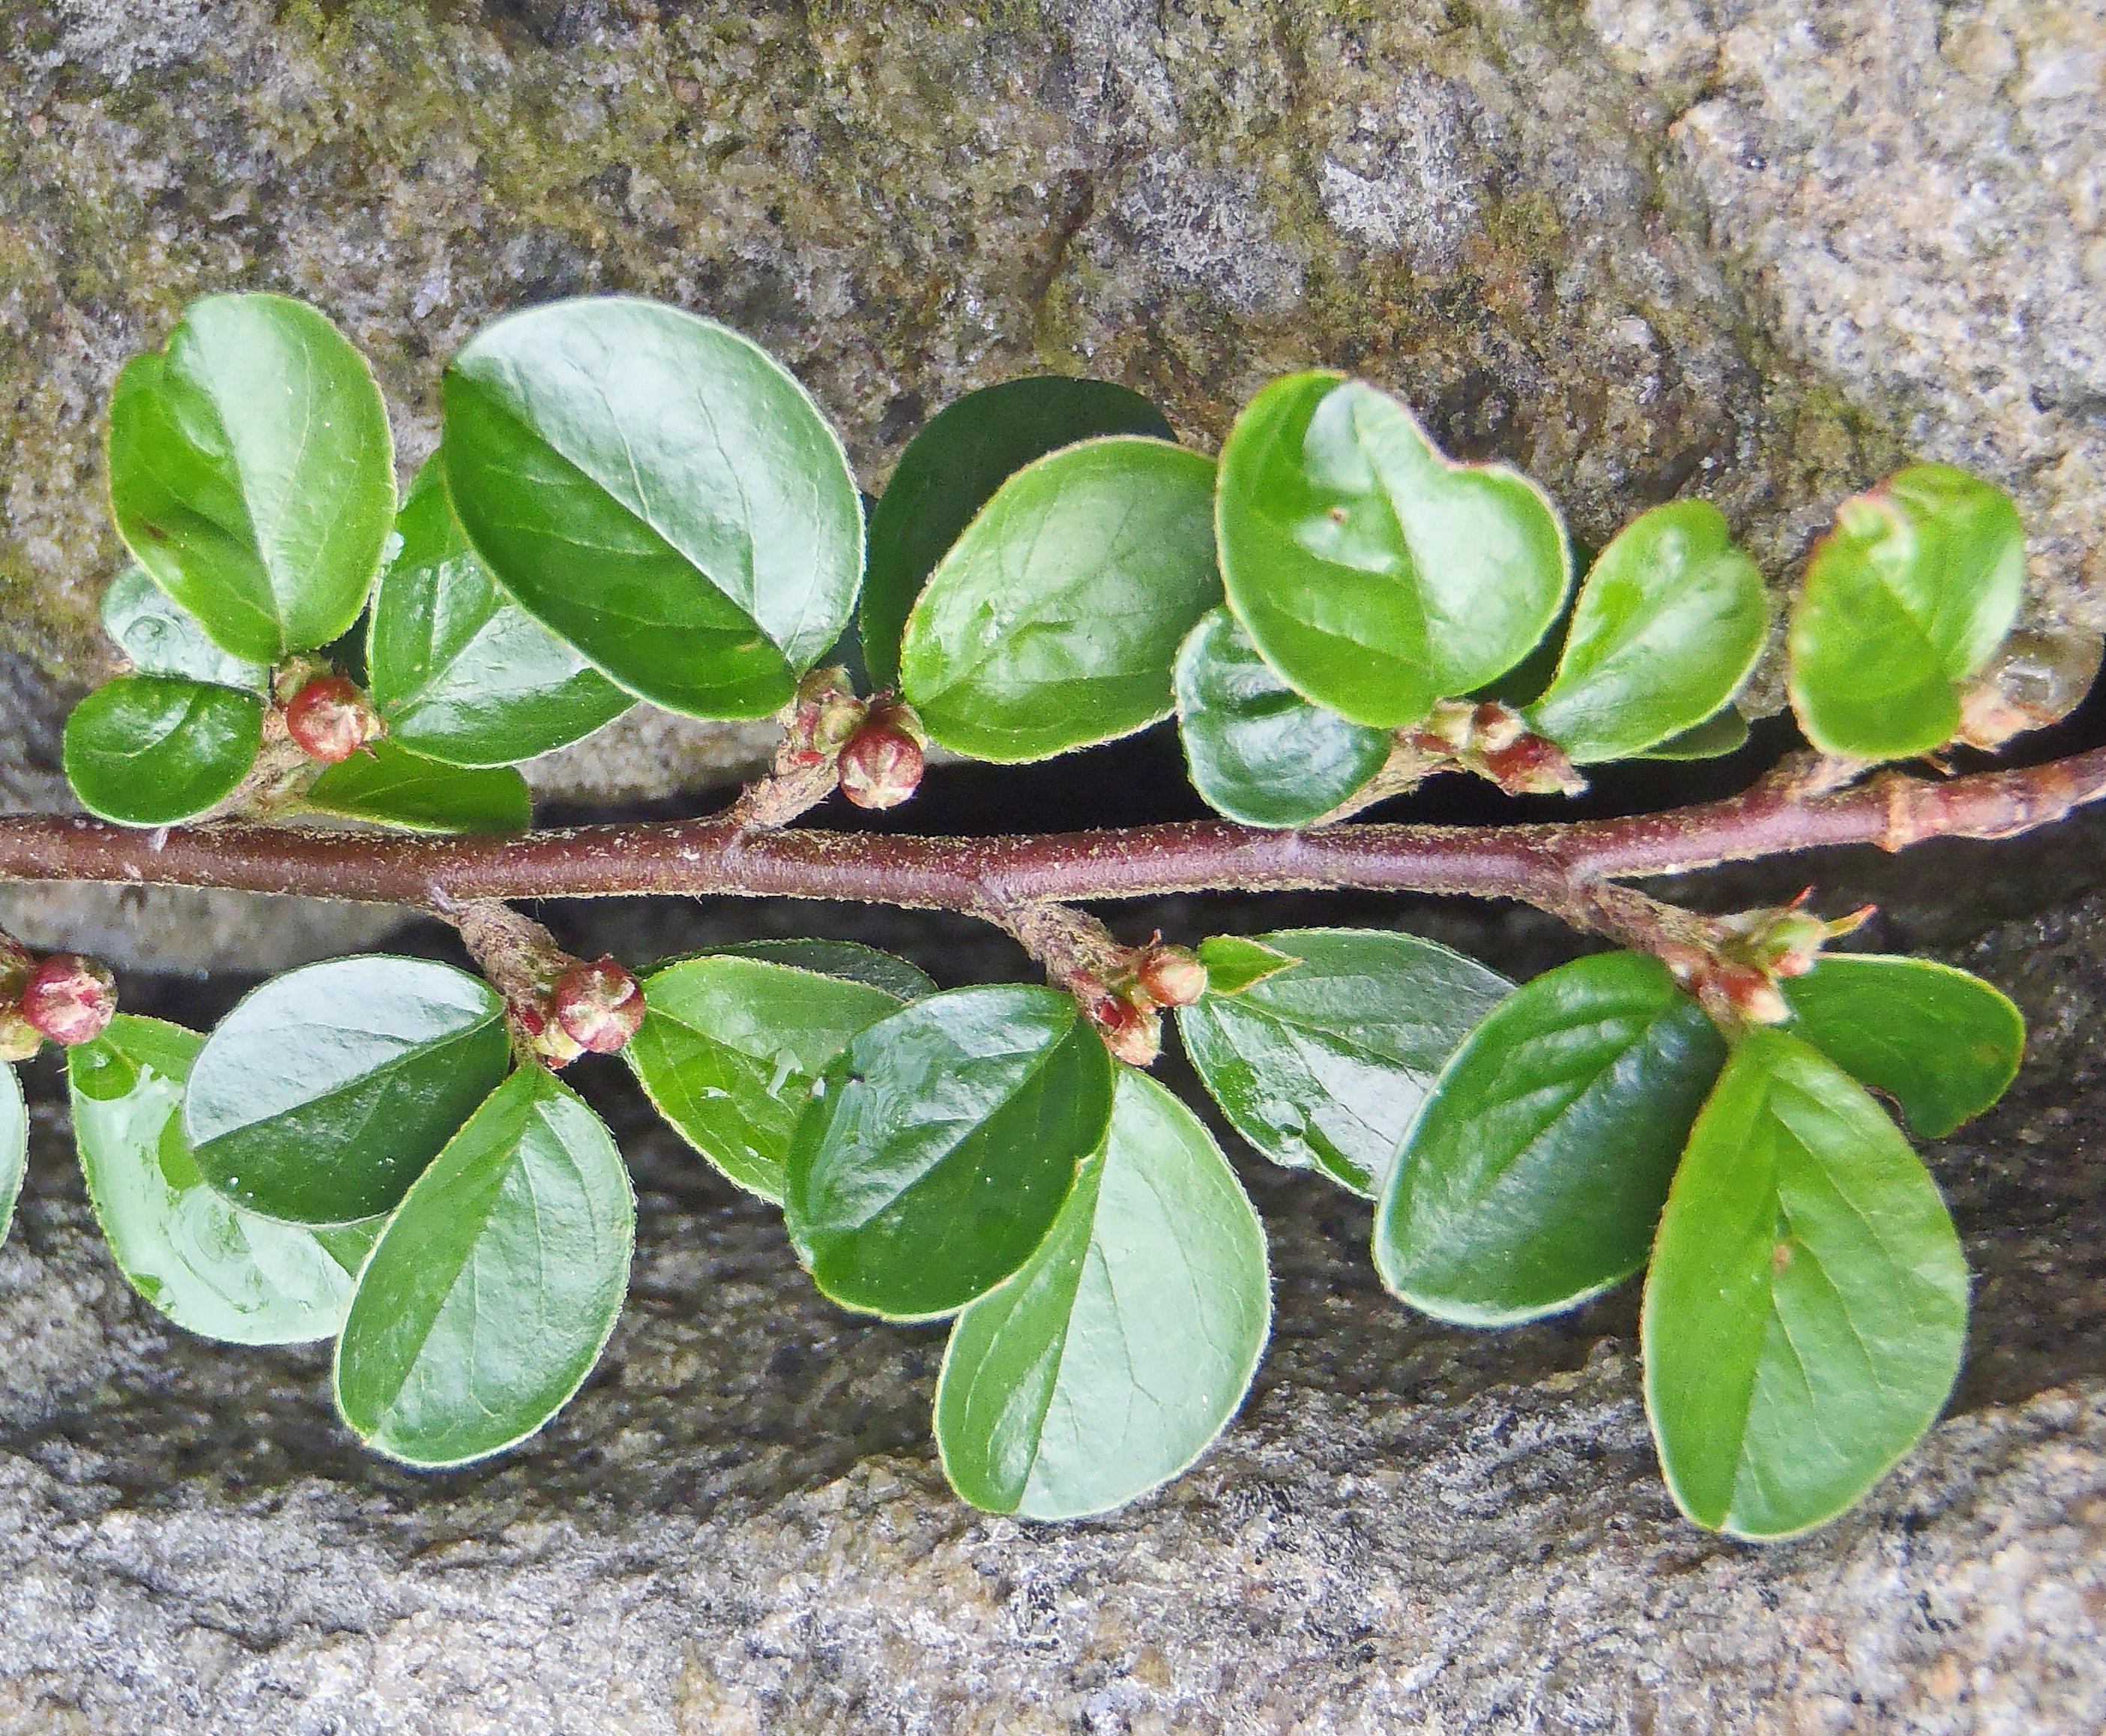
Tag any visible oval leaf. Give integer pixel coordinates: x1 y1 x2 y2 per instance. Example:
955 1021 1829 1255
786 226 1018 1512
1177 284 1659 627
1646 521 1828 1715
628 954 911 1201
702 939 936 1002
1175 606 1390 827
1178 928 1510 1197
1636 706 1750 762
63 674 263 827
186 956 509 1225
442 297 862 719
936 1070 1271 1520
367 457 633 765
783 985 1116 1320
1643 1029 1969 1539
0 1063 23 1249
107 293 395 663
1782 954 2023 1139
68 1017 374 1345
899 437 1222 762
1525 500 1768 763
1787 464 2025 760
1217 372 1570 728
862 377 1175 692
300 738 531 833
1374 951 1727 1325
335 1066 635 1466
101 562 269 691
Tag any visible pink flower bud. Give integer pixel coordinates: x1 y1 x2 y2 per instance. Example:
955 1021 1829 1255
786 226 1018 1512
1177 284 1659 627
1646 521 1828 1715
552 956 644 1055
1134 945 1208 1008
1717 963 1790 1026
0 1008 41 1063
1478 736 1586 797
20 952 118 1046
1094 996 1161 1068
284 675 384 764
838 719 925 810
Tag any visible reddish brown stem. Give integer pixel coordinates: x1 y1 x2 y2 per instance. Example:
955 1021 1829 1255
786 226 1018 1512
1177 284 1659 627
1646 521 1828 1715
2 749 2102 936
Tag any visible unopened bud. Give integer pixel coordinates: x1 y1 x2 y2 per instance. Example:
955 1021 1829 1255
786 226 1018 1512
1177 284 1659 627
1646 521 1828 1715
1471 702 1527 754
1478 736 1586 797
1094 996 1161 1068
284 675 384 764
514 1000 587 1068
1134 945 1208 1008
838 713 925 810
20 952 118 1046
1715 963 1790 1026
0 1009 40 1062
552 956 645 1055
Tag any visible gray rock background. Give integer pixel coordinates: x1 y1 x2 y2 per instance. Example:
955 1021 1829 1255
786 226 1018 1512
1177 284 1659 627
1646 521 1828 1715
3 0 2106 1728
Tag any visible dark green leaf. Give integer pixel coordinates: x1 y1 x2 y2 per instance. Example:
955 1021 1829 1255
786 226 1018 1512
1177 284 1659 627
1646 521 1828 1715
935 1070 1271 1519
1782 954 2023 1138
335 1066 635 1466
1174 606 1390 826
106 293 395 662
1525 501 1768 763
1178 928 1510 1196
63 674 263 826
367 457 632 765
1636 707 1751 761
186 956 509 1225
862 377 1174 691
0 1063 23 1249
1788 464 2025 760
698 939 936 1002
101 562 269 691
899 438 1222 761
442 297 862 719
68 1017 375 1344
300 739 531 833
1216 372 1570 728
1193 934 1302 997
1643 1028 1969 1539
627 954 910 1201
783 985 1116 1320
1374 951 1726 1323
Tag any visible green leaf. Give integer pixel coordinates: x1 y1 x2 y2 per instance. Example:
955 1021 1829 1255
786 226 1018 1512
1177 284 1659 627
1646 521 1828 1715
0 1063 23 1249
935 1070 1271 1519
701 939 937 1002
101 562 269 691
1643 1028 1969 1539
1193 934 1303 997
367 457 633 766
1178 928 1510 1197
334 1065 634 1466
1525 501 1768 763
186 956 510 1225
106 293 396 663
442 297 863 720
63 674 263 827
627 954 911 1201
67 1017 376 1345
899 437 1222 762
783 985 1116 1320
1636 707 1751 761
1374 951 1726 1324
300 738 531 833
1787 464 2025 760
862 377 1174 692
1782 954 2023 1139
1216 372 1570 728
1174 606 1390 827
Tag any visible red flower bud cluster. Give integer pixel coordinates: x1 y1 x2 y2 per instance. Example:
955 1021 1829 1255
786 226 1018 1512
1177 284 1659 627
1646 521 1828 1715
510 954 644 1068
838 699 926 811
1404 699 1585 797
1663 894 1874 1029
1071 942 1209 1068
283 674 385 764
0 939 118 1057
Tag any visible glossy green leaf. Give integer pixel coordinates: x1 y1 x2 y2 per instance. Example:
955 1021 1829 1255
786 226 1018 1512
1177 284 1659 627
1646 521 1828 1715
63 675 263 827
899 438 1222 762
862 377 1174 691
335 1065 635 1466
936 1070 1271 1519
106 293 394 663
1787 464 2025 760
1643 1029 1969 1539
702 939 936 1002
1636 707 1751 761
783 985 1116 1320
68 1017 376 1345
627 954 910 1201
186 956 509 1225
1525 501 1768 763
442 297 862 719
1374 951 1727 1324
1174 606 1390 827
367 457 632 766
1194 934 1304 997
1216 372 1570 728
101 562 269 691
1178 928 1510 1197
1782 955 2023 1139
0 1063 23 1249
300 739 531 833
